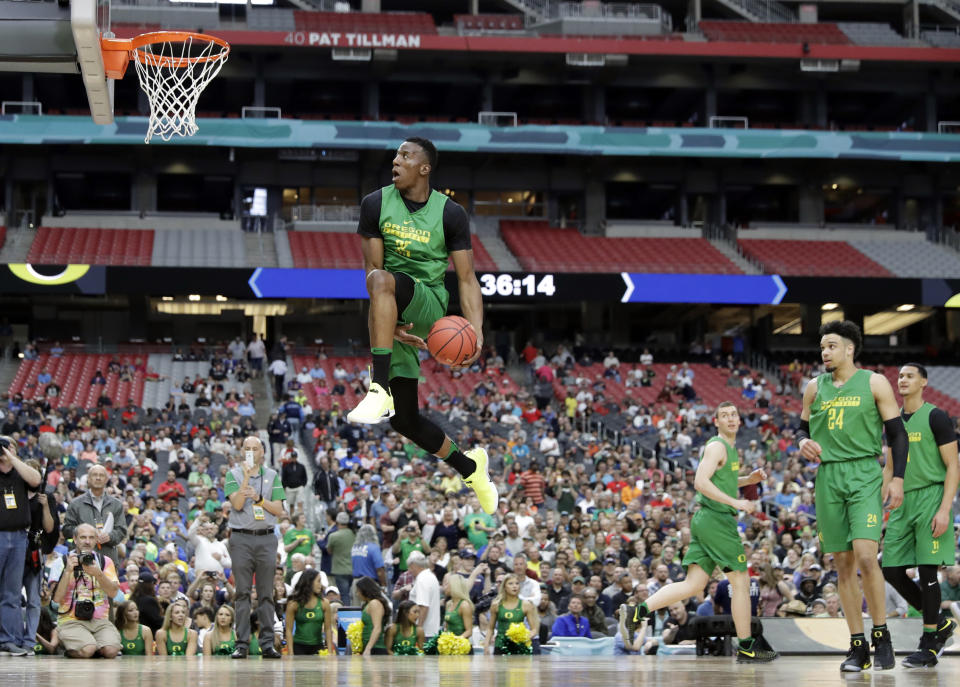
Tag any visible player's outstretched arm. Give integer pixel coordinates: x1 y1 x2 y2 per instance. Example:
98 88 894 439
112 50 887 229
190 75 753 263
693 442 754 513
450 249 484 367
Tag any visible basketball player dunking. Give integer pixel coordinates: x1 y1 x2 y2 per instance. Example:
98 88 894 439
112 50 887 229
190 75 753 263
346 136 498 514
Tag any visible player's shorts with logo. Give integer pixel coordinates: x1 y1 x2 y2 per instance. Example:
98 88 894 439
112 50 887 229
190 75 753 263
882 483 954 567
683 507 747 574
814 457 882 552
390 273 447 380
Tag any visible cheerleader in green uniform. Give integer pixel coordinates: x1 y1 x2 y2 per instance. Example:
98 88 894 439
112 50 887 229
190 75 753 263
356 577 391 656
442 574 475 641
483 574 538 655
156 600 198 656
114 600 154 656
202 605 239 656
284 569 337 656
386 601 425 655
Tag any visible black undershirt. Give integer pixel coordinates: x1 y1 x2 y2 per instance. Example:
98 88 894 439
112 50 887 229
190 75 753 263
901 406 956 447
356 188 472 252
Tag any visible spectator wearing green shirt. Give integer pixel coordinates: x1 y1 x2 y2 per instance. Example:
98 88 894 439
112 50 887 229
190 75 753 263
189 459 213 489
464 496 497 549
941 566 960 618
326 512 355 600
284 513 315 569
391 521 430 582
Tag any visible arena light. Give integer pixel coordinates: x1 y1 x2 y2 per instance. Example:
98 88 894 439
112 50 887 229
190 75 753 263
215 295 228 302
161 296 173 301
821 303 839 311
896 304 915 312
188 294 201 302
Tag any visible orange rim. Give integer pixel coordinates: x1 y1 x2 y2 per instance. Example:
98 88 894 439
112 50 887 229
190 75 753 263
101 31 230 79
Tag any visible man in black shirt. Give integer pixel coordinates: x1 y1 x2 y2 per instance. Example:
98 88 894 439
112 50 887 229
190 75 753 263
21 473 59 654
0 441 43 655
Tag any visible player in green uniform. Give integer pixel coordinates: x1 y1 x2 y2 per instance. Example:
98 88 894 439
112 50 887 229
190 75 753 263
623 402 778 663
881 363 959 668
797 320 909 672
347 137 497 515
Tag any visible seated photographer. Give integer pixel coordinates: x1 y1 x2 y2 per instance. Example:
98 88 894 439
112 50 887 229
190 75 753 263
52 523 122 658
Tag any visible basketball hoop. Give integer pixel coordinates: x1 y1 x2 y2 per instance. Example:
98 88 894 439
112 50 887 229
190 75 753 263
101 31 230 143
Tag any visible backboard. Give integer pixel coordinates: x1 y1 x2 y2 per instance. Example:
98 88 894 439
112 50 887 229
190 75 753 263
0 0 114 123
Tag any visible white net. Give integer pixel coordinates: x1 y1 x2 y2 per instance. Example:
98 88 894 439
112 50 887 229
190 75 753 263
132 35 229 143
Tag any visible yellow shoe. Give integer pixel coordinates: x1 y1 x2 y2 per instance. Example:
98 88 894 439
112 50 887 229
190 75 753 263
346 383 394 424
463 447 498 514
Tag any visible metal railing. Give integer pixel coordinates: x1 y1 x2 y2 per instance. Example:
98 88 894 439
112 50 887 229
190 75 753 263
712 0 795 23
290 205 360 222
241 106 281 119
1 101 42 115
525 1 673 30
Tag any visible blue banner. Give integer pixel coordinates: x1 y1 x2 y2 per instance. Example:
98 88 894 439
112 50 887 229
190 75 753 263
248 267 367 299
620 273 787 305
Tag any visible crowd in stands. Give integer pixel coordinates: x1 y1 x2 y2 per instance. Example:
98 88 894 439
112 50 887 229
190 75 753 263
0 337 959 658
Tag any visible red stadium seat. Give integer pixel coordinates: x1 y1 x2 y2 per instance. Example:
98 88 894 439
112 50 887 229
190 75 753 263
700 20 851 45
287 230 500 272
501 222 742 273
737 239 892 277
27 228 155 266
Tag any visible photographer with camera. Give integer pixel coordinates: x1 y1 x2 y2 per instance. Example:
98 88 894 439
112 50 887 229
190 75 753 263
52 523 122 658
0 441 42 656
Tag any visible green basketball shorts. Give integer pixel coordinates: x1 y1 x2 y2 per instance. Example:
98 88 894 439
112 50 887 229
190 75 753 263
683 507 747 575
814 457 882 553
390 274 447 381
882 483 954 567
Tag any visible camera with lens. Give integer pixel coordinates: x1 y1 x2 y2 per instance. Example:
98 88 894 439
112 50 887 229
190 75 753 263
74 599 95 621
73 552 96 579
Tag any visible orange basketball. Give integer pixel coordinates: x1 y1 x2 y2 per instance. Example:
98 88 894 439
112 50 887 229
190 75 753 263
427 315 478 366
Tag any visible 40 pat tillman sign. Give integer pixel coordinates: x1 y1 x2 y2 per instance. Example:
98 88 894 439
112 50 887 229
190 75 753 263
283 32 423 48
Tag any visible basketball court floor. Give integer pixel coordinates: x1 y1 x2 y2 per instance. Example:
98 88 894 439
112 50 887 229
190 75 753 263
0 655 952 687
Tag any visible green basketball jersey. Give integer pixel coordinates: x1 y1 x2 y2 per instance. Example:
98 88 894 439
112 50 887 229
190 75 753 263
379 185 452 295
810 369 882 463
903 402 946 492
696 436 739 515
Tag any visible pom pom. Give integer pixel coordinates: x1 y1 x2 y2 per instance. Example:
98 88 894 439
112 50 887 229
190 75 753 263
495 623 533 655
505 622 532 646
392 643 422 656
316 648 329 656
422 635 440 655
346 620 364 654
436 631 471 655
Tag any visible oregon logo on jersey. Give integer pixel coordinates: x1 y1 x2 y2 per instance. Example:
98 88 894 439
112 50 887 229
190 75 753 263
820 396 863 409
730 461 740 472
306 611 316 619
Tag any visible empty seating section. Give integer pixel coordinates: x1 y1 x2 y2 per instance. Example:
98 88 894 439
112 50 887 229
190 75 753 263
559 362 802 414
737 239 892 277
836 23 912 46
151 229 246 268
9 354 146 409
454 14 524 31
247 8 296 32
293 12 437 34
287 231 499 271
923 30 960 48
288 232 363 269
27 227 154 266
700 21 850 44
468 238 498 272
501 221 742 273
291 355 520 412
848 239 960 278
